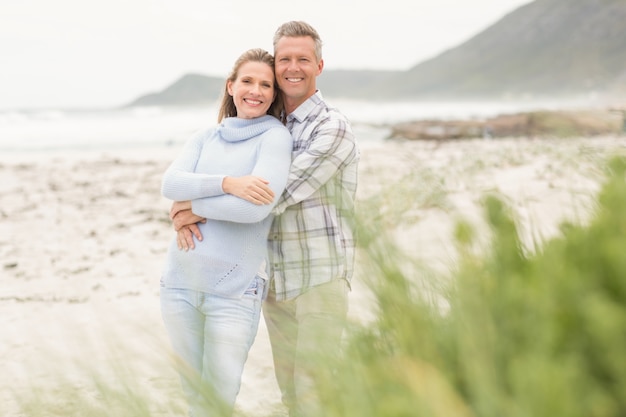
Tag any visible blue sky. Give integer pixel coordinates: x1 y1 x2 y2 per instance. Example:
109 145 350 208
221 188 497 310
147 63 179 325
0 0 531 110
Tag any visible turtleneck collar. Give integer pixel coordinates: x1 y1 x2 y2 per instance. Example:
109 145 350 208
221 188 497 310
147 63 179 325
217 115 283 143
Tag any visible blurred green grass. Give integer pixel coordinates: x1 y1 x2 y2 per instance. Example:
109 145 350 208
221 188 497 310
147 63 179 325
317 155 626 417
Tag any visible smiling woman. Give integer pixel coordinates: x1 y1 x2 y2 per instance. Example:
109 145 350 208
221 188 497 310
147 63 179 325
225 62 279 119
159 48 292 416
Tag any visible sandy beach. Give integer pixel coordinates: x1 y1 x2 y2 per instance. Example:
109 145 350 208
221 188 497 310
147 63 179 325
2 135 625 416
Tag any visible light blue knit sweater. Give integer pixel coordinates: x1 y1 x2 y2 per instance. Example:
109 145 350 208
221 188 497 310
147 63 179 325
161 115 293 298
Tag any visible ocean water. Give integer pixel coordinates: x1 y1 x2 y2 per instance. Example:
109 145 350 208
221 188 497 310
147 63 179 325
0 99 594 152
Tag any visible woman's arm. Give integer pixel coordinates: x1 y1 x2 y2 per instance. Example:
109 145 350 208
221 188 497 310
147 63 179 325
166 127 292 250
161 129 228 201
190 127 293 223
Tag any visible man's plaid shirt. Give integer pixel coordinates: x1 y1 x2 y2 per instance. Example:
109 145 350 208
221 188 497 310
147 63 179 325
268 91 360 301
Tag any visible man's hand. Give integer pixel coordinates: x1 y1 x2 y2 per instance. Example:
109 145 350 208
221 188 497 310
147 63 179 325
172 208 205 231
176 225 202 251
170 200 192 221
223 176 274 205
170 203 206 251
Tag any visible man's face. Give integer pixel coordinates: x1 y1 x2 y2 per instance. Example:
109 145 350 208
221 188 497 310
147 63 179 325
274 36 323 110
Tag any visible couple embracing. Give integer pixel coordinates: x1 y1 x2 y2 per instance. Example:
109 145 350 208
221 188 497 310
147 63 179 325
160 20 360 417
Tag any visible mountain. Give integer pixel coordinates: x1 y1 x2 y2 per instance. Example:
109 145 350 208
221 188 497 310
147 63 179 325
368 0 626 100
127 0 626 106
127 73 225 107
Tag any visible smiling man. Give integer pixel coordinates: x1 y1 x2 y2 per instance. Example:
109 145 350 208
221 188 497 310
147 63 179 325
264 20 360 417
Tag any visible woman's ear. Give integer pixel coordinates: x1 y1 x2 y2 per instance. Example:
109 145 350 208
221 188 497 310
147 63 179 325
226 80 234 96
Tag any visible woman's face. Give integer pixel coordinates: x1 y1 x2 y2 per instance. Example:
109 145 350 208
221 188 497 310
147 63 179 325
227 61 276 119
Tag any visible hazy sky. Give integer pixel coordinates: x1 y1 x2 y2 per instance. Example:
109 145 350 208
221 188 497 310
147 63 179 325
1 0 531 110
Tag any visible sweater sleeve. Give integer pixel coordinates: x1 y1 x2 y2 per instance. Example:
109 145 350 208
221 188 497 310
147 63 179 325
191 127 293 223
161 129 227 201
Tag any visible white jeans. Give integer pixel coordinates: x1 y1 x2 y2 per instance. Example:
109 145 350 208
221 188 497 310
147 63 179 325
160 276 264 416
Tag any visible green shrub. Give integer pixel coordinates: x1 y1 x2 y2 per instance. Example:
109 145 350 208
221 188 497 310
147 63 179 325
319 156 626 417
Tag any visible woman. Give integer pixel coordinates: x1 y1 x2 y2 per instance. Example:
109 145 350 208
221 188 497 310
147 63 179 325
160 48 292 416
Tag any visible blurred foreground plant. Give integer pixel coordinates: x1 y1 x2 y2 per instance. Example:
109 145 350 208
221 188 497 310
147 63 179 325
317 156 626 417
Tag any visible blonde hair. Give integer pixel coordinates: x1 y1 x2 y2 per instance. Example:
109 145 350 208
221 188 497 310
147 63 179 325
273 20 323 62
217 48 284 122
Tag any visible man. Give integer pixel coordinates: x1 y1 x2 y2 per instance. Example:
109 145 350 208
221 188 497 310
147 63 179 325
173 21 359 417
263 20 359 417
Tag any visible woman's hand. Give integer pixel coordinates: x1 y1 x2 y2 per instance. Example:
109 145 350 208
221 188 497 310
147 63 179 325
223 176 274 205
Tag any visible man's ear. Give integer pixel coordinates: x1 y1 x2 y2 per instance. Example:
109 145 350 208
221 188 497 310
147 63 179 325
317 58 324 76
